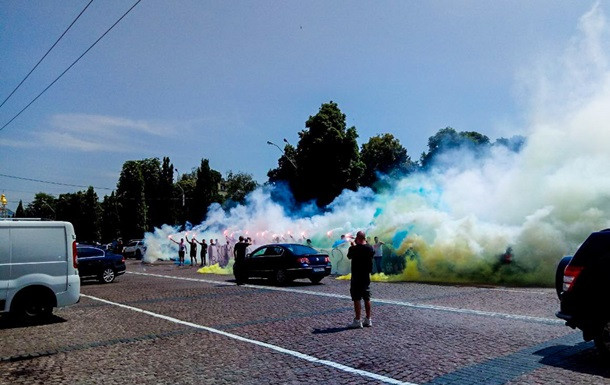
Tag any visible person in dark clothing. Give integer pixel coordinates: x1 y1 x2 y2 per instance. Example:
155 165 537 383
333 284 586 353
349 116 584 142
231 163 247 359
185 234 198 267
196 238 208 266
347 230 374 328
233 236 250 285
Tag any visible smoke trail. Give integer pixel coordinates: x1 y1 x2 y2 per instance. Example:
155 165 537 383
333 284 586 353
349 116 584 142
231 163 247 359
144 4 610 287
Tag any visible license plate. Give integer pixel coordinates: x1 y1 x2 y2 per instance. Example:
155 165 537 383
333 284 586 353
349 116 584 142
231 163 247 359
313 267 324 273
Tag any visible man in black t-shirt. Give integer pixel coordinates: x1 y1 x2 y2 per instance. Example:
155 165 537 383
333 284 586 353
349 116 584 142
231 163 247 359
347 230 374 328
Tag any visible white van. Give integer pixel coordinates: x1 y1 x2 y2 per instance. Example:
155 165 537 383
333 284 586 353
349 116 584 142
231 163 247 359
0 219 81 319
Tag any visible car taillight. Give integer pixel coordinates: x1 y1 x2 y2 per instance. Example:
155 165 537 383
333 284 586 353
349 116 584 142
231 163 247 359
297 257 309 264
324 256 330 263
563 265 584 292
72 241 78 268
122 257 126 263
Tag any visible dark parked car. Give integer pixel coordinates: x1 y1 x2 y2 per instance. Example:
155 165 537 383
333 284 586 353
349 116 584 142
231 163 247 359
77 245 126 283
556 229 610 354
237 243 332 285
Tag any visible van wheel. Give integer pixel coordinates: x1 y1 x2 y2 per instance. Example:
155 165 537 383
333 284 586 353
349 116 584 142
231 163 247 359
100 268 116 283
17 298 53 321
594 321 610 356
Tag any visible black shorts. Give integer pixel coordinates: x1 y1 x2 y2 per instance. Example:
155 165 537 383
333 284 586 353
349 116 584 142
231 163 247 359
350 280 371 301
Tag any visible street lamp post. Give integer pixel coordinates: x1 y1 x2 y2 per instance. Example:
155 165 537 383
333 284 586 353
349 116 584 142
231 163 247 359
267 140 297 169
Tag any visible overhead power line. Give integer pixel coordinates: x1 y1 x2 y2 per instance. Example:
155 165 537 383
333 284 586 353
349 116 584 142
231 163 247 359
0 172 113 191
0 0 94 110
0 0 142 133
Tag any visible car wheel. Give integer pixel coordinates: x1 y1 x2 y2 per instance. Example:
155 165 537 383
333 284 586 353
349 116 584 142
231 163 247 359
310 276 323 284
135 249 142 260
594 321 610 356
274 269 291 285
100 268 116 283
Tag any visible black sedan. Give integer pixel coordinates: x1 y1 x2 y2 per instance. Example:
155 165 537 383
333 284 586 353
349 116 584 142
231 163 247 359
77 245 126 283
237 243 332 285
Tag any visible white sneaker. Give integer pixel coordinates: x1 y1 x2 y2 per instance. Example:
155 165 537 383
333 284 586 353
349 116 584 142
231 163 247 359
348 318 363 329
363 318 372 327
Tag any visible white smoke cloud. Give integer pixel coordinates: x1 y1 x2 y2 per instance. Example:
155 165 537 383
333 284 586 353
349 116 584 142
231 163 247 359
144 4 610 286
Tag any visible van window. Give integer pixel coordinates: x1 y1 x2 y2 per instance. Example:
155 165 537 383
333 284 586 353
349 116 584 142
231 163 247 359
11 227 67 263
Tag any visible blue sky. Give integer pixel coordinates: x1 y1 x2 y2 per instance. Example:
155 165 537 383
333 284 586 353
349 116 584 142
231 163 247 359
0 1 596 209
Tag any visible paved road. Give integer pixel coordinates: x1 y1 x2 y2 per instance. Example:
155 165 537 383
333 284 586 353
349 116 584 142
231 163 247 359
1 260 609 384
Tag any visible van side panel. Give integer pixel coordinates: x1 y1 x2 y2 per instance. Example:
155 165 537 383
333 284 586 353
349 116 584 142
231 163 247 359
0 228 9 311
10 227 69 292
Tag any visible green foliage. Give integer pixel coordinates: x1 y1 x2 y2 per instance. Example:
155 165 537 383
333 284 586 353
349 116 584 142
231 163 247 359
157 157 176 226
360 133 414 189
137 158 162 229
269 101 364 207
223 171 259 206
190 159 222 223
25 193 57 219
101 192 120 242
14 200 25 218
117 160 147 240
420 127 491 168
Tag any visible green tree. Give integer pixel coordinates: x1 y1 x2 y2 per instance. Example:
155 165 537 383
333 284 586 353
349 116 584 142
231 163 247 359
116 161 147 240
157 157 176 226
54 187 100 242
269 101 364 207
420 127 490 168
360 133 414 189
223 171 259 206
137 158 162 229
25 193 57 219
14 200 25 217
177 171 196 225
190 159 221 223
101 192 120 242
80 186 101 242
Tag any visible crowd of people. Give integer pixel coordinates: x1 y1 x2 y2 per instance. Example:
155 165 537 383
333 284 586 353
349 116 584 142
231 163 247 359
168 233 256 267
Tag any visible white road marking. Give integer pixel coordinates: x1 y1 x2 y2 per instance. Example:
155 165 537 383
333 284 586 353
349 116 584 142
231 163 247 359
128 271 564 325
82 294 417 385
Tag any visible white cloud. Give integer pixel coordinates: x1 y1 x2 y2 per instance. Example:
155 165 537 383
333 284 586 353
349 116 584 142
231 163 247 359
36 113 180 152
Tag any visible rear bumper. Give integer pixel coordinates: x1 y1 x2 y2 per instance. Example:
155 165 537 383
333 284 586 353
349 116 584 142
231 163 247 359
287 266 332 279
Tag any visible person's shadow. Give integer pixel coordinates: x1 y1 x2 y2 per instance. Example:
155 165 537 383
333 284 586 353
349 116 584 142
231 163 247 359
312 326 350 334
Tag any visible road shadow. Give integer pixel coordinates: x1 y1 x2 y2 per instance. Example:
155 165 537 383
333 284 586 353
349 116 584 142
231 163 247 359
0 314 67 330
534 342 610 378
312 326 350 334
235 278 328 287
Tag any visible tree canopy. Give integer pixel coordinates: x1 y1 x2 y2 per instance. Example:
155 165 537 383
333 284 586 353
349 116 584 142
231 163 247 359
360 133 414 189
269 101 364 207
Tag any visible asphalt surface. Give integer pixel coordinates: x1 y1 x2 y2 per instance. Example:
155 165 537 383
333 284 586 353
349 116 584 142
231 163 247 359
1 259 609 384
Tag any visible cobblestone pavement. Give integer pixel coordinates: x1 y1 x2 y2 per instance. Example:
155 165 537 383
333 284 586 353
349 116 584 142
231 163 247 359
1 259 609 384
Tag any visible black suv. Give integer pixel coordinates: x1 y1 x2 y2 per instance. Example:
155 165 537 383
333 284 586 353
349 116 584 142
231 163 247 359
556 229 610 354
